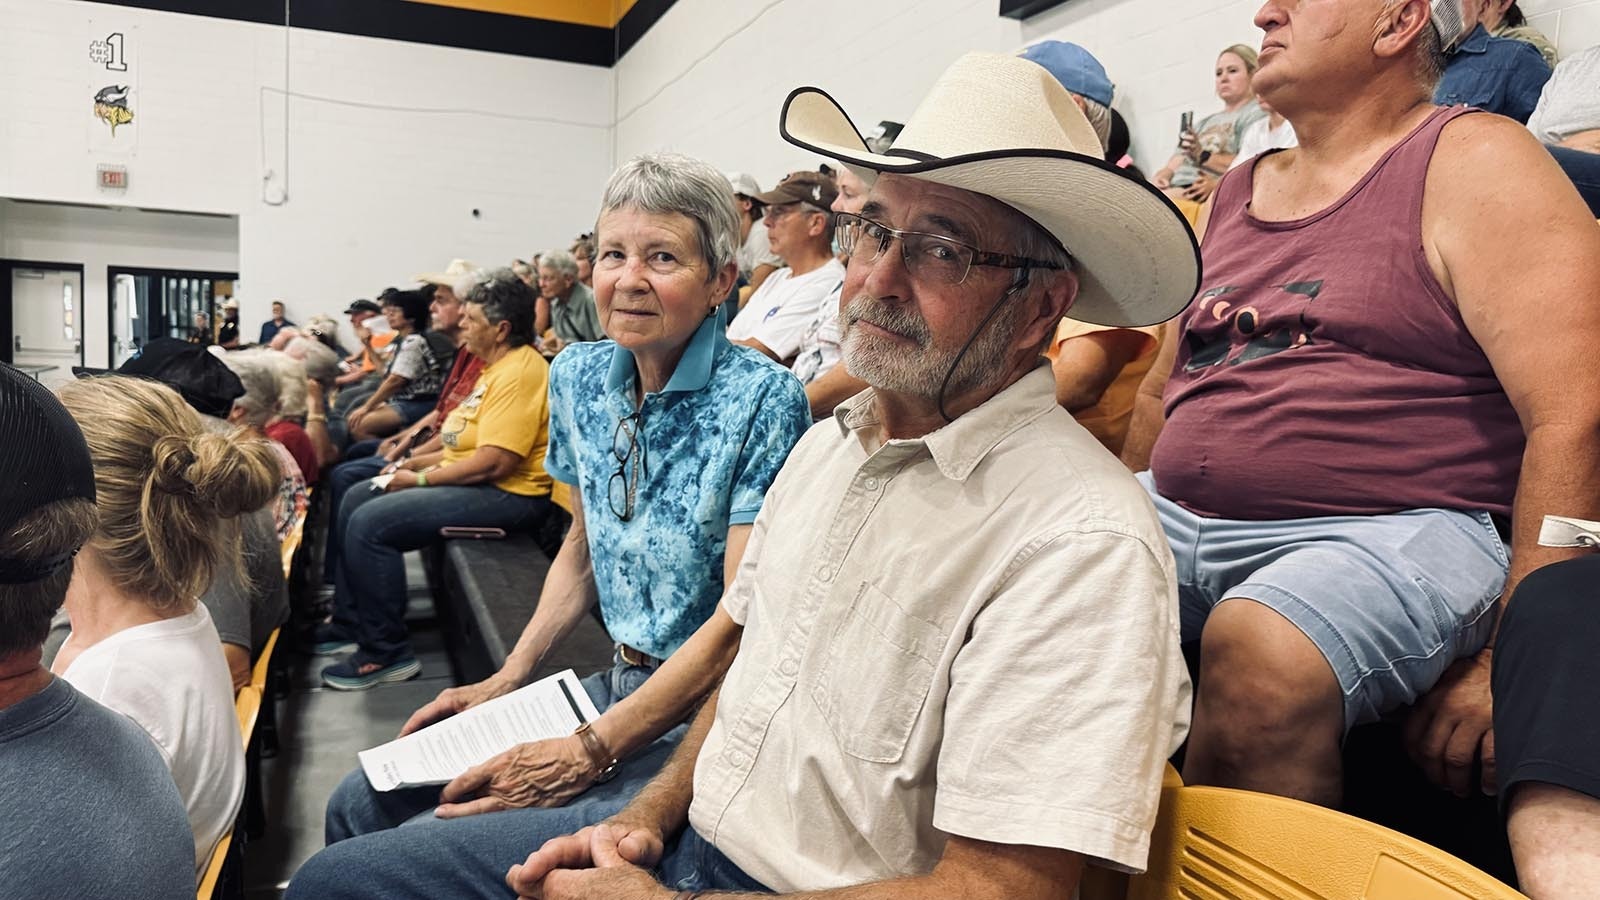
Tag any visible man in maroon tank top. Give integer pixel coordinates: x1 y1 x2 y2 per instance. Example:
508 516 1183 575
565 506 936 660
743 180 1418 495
1122 0 1600 832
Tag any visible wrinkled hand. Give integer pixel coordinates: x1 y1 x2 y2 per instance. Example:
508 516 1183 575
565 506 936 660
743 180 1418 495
435 735 596 819
1405 650 1495 797
380 431 416 463
507 821 668 899
384 469 419 493
1181 173 1215 203
400 677 515 736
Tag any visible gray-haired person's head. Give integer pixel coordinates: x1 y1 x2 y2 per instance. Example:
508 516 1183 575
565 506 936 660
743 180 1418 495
220 350 281 428
597 153 740 279
540 250 579 280
465 268 538 348
287 337 340 388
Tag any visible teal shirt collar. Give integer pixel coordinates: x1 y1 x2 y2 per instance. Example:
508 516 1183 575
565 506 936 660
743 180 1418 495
603 314 724 397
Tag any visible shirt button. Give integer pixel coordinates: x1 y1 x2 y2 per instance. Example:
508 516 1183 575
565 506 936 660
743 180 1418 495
817 565 833 581
779 658 798 677
863 477 879 491
726 749 747 767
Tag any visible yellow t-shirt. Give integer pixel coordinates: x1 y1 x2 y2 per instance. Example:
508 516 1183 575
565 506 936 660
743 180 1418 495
439 345 552 497
1046 319 1162 456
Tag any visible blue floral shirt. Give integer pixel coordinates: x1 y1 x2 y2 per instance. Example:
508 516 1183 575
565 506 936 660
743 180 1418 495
545 315 811 659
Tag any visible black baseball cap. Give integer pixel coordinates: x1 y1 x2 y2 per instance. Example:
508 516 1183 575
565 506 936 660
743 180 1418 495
344 299 381 316
74 337 244 419
0 362 96 584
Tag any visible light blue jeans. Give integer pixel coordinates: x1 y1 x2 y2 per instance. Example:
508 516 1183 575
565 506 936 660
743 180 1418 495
286 662 749 899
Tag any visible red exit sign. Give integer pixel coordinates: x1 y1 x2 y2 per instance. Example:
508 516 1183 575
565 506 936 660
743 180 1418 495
97 164 129 190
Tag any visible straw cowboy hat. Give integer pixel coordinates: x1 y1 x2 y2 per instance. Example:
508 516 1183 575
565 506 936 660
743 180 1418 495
778 51 1200 327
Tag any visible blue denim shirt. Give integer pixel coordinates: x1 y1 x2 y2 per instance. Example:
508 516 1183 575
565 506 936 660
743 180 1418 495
545 315 811 659
1434 24 1552 124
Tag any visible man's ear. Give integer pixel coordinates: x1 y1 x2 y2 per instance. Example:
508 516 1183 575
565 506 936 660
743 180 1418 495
1021 270 1078 351
1374 0 1433 61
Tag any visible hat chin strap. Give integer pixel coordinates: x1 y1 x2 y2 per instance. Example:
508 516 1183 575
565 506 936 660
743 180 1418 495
936 267 1032 423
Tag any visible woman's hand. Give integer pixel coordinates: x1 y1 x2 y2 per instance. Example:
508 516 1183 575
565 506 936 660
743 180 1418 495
380 430 416 463
401 677 517 736
435 735 598 819
1153 167 1175 189
1177 129 1198 158
305 378 326 411
384 469 420 492
347 406 372 433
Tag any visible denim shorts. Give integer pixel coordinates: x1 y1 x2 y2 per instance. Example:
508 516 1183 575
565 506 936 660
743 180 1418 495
1137 473 1507 730
386 396 436 426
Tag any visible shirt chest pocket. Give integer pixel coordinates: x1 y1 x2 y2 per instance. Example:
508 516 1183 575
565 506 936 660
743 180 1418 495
810 583 946 764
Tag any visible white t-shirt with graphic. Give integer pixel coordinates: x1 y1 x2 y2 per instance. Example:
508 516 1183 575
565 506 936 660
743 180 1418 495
727 259 846 361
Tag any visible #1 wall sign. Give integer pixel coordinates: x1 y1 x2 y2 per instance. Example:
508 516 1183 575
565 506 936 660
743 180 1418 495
87 23 137 154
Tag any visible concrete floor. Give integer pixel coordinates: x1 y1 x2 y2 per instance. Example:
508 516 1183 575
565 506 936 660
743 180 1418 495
243 554 450 899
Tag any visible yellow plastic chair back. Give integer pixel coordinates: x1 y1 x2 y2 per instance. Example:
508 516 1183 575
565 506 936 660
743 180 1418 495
1121 767 1525 900
196 831 231 900
235 685 261 747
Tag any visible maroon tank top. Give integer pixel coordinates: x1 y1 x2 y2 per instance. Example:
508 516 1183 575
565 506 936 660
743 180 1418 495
1151 106 1523 520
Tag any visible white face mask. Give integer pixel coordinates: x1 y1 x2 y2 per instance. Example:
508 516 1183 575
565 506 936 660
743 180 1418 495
367 317 393 335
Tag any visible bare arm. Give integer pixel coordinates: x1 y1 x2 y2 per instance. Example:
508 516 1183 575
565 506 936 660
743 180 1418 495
746 263 779 297
303 380 340 469
352 373 411 419
1051 329 1152 412
401 491 598 736
1430 115 1600 604
806 366 868 420
1120 321 1179 472
1406 114 1600 796
223 642 251 692
386 445 521 491
733 337 781 362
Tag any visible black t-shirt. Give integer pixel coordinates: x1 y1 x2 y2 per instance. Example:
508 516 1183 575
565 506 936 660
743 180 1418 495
217 318 239 345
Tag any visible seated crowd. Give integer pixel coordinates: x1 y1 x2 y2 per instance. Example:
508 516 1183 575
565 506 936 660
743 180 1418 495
3 1 1600 898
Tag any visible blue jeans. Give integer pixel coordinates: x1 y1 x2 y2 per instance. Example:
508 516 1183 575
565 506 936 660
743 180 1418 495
321 455 389 585
328 483 551 661
287 664 716 900
1549 144 1600 217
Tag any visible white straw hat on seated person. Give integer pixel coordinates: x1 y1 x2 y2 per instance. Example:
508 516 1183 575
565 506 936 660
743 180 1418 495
778 51 1200 328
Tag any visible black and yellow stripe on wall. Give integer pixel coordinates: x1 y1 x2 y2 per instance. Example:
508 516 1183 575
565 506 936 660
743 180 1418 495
89 0 679 65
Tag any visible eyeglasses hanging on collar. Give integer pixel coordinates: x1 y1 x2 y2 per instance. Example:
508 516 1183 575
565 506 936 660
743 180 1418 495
608 411 646 521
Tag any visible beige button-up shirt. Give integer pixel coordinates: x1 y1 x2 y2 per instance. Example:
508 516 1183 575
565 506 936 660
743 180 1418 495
689 365 1192 892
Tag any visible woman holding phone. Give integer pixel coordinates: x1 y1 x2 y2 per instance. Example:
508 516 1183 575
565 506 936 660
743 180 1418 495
1154 44 1266 211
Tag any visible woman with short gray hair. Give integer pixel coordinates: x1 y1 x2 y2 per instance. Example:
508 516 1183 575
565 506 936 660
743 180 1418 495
290 154 812 899
221 350 308 539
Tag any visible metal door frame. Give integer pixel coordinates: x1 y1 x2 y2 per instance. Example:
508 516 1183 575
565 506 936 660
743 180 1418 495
1 258 86 367
105 265 239 367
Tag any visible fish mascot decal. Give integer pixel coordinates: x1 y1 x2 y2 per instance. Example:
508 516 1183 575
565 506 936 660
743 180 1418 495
93 84 133 135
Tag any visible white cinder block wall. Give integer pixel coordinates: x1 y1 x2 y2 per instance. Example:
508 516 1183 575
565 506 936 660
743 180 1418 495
0 0 613 354
614 0 1600 184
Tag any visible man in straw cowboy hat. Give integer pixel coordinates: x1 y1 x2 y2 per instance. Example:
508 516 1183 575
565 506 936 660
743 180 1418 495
1122 0 1600 819
505 50 1198 899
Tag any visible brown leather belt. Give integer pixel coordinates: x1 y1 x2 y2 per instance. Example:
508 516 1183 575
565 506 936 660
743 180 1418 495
616 643 664 668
